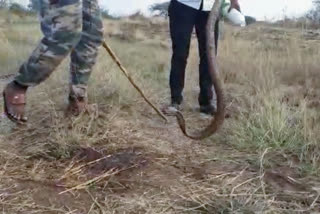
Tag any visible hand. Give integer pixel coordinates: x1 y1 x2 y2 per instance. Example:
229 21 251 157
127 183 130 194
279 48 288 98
230 0 241 12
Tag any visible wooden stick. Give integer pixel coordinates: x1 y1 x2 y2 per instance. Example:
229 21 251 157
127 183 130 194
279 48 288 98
102 41 168 122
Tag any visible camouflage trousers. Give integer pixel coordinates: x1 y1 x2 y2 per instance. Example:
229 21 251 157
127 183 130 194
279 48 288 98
15 0 104 99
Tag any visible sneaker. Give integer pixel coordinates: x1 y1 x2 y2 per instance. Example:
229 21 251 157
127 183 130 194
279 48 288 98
162 103 182 116
200 104 216 115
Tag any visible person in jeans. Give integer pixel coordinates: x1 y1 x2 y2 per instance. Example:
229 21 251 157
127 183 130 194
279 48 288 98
166 0 243 115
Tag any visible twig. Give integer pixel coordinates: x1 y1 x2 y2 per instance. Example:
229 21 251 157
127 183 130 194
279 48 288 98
309 193 320 210
0 201 66 213
59 168 118 194
230 175 261 196
60 164 139 195
59 156 110 181
260 148 270 200
86 189 106 214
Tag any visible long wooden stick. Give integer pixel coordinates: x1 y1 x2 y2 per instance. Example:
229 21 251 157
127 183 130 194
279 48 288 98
102 41 168 122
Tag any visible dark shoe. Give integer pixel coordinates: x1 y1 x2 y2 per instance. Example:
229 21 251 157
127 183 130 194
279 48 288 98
67 85 88 116
66 96 88 116
200 104 216 115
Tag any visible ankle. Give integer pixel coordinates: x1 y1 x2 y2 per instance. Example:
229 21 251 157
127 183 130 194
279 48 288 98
69 95 86 102
171 100 182 106
13 81 28 90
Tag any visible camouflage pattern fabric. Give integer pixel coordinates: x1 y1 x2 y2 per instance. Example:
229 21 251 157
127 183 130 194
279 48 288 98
15 0 104 99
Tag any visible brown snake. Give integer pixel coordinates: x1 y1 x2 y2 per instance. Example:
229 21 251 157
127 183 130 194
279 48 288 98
174 0 225 140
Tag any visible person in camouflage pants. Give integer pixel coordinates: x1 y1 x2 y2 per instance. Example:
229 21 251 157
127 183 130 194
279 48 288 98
3 0 103 123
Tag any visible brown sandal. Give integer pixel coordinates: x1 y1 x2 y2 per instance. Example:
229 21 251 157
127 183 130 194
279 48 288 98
3 82 28 124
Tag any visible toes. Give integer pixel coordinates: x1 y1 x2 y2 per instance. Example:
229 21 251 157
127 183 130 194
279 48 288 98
5 102 27 123
8 108 14 117
6 110 27 123
15 113 21 121
13 114 19 121
7 112 17 121
7 108 17 120
8 111 16 120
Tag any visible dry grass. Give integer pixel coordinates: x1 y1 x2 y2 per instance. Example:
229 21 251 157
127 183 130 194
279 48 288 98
0 12 319 213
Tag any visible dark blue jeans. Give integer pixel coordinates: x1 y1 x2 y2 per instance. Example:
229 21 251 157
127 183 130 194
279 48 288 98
169 0 219 106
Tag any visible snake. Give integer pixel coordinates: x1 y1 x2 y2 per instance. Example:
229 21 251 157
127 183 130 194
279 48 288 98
174 0 225 140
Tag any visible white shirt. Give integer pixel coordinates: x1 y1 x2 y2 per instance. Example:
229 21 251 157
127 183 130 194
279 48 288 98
176 0 229 11
175 0 246 27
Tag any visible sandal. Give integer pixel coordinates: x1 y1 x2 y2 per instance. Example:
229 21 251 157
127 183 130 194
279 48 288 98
3 82 28 124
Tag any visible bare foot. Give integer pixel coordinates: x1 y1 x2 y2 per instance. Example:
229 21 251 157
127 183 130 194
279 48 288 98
3 82 28 124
